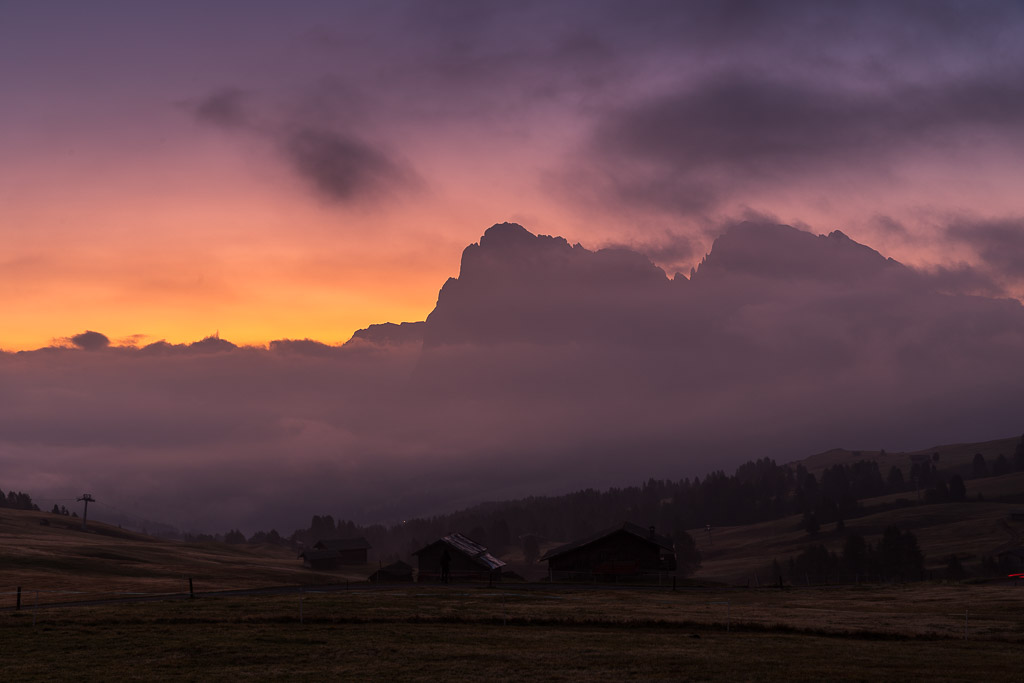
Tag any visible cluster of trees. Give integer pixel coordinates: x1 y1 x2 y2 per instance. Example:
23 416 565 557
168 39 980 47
220 528 285 545
971 445 1024 479
0 490 38 511
224 529 247 544
50 504 77 517
779 526 925 584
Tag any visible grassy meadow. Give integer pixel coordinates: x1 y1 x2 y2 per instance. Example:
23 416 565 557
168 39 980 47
3 584 1023 681
0 509 362 604
3 462 1024 681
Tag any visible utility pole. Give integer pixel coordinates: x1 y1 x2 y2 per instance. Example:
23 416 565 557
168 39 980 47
77 493 95 531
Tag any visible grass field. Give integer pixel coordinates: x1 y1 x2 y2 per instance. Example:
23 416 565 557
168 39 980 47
0 509 361 603
3 584 1023 681
4 467 1024 680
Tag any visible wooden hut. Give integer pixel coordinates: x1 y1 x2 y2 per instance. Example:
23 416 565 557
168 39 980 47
369 560 414 583
413 532 505 582
299 537 371 569
541 522 676 581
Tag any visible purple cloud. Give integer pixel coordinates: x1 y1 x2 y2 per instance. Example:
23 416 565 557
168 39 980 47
69 330 110 350
947 217 1024 280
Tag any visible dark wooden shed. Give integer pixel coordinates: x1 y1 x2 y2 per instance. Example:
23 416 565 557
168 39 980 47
413 532 506 582
299 537 371 569
541 522 676 580
996 546 1024 570
369 560 414 583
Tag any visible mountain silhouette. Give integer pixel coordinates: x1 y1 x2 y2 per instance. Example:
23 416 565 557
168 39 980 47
355 221 1024 356
422 222 677 346
346 321 426 347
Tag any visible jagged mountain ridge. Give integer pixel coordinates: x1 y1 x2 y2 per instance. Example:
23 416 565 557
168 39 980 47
351 221 1024 349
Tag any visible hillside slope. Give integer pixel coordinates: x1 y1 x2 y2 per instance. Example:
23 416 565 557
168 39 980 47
0 508 361 604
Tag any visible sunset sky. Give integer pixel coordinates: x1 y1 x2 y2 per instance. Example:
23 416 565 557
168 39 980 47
4 3 1024 533
4 1 1024 351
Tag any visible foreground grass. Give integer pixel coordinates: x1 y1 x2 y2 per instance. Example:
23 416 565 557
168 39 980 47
2 584 1022 681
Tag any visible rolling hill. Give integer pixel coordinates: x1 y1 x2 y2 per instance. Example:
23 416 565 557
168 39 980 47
0 509 367 605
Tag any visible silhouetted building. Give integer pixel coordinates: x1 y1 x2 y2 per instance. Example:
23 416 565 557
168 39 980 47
541 522 676 580
369 560 414 583
413 532 505 582
996 546 1024 571
299 537 371 569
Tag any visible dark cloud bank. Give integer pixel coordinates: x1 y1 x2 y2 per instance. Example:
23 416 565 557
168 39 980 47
3 222 1023 533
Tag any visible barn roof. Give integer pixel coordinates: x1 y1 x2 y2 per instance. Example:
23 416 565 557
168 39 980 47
313 537 372 551
413 532 506 570
540 522 675 562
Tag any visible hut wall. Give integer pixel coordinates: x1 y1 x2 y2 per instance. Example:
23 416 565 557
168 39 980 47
549 531 662 579
338 548 368 565
417 543 496 582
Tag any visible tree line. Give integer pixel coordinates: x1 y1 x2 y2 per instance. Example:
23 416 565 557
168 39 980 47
0 490 38 511
778 526 925 585
253 433 1024 563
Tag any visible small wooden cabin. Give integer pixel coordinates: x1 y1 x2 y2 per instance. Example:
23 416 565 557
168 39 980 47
369 560 414 583
413 532 505 582
299 537 371 569
541 522 676 580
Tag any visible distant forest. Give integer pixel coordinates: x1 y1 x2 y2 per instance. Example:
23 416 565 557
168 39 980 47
227 434 1024 563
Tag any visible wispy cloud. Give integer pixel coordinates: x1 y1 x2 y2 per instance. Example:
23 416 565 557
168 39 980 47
189 87 420 205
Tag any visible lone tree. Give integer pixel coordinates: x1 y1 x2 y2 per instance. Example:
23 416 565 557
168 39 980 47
879 525 924 582
802 511 820 536
948 475 967 502
674 530 702 576
972 453 988 478
945 554 968 581
841 532 868 580
521 535 540 564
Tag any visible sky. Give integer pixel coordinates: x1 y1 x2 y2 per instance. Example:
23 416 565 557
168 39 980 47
3 1 1024 350
2 2 1024 533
